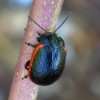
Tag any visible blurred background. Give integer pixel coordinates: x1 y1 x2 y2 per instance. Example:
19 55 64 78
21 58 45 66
0 0 100 100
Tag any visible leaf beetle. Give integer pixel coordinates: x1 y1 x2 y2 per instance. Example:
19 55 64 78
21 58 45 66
22 12 71 86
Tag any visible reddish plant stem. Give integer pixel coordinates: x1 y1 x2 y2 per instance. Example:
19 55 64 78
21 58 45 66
8 0 64 100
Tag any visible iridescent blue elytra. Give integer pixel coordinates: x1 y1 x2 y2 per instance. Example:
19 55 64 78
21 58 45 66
30 33 66 85
22 12 71 86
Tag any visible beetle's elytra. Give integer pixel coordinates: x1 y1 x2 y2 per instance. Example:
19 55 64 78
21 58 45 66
22 12 71 86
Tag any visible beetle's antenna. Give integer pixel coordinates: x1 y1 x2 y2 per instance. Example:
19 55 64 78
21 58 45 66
54 12 71 33
28 16 47 33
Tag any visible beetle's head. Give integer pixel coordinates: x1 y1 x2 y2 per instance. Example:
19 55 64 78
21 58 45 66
37 33 65 48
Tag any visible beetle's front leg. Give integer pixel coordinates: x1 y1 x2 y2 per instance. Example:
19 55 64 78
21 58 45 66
25 42 37 48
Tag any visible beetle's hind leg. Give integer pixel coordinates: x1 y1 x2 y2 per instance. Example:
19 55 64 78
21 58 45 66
25 42 37 48
22 60 30 80
25 60 30 70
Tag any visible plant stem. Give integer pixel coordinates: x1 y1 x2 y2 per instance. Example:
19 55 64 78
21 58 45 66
8 0 64 100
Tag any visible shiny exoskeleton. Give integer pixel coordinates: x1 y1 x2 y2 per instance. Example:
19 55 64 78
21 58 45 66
22 12 70 86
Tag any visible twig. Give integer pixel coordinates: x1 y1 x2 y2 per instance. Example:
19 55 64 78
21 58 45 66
8 0 64 100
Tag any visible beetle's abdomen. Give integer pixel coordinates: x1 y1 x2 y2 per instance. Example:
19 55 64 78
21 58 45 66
30 45 66 86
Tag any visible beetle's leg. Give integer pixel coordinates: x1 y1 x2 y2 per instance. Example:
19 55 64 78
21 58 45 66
25 42 37 48
22 75 28 80
22 61 29 80
36 31 42 36
25 60 30 70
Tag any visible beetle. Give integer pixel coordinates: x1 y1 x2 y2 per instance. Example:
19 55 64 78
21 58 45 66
22 12 71 86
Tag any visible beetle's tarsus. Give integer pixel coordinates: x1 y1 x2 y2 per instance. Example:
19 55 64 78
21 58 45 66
22 75 28 80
